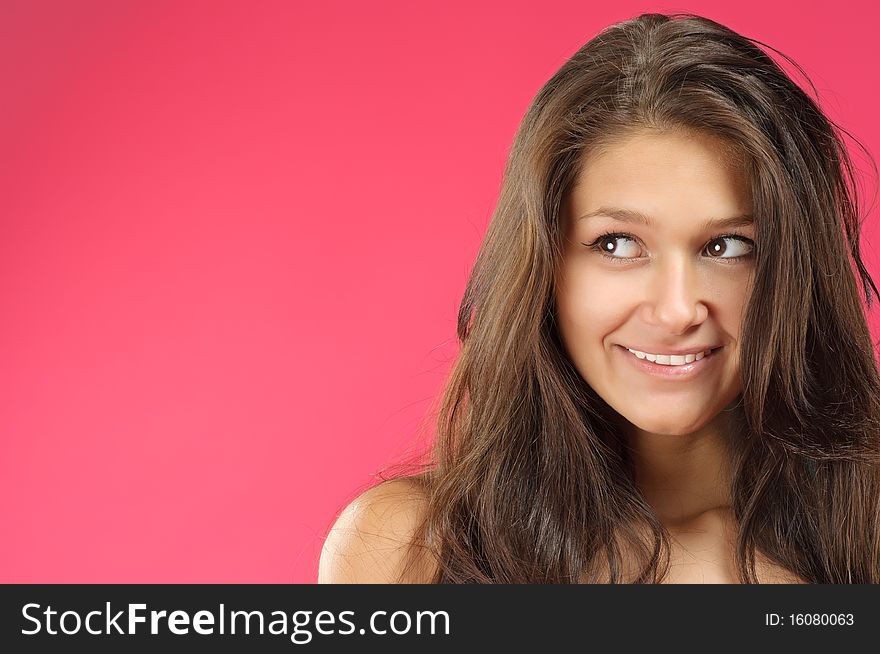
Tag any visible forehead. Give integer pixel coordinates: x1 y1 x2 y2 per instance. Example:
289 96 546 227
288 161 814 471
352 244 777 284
567 128 752 228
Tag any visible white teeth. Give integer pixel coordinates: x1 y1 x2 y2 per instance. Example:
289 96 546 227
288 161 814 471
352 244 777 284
627 347 714 365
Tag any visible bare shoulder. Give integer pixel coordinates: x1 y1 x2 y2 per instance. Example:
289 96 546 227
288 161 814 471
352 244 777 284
318 478 437 584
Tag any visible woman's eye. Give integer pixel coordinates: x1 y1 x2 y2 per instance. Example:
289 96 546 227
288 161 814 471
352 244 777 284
705 236 754 258
593 234 641 258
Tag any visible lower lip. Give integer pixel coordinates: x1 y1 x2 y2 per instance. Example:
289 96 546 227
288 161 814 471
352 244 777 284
615 344 723 380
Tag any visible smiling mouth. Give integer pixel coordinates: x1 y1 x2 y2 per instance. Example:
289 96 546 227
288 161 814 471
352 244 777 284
623 345 724 366
618 345 724 371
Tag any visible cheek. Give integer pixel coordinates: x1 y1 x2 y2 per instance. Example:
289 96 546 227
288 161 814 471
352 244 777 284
715 272 753 336
556 267 634 350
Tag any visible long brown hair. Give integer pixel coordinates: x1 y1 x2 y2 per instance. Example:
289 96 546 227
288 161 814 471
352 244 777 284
380 12 880 583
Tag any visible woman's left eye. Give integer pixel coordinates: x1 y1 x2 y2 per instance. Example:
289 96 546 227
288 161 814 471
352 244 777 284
705 236 754 258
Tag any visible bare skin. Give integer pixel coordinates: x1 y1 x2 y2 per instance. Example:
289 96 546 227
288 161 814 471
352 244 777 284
319 479 438 584
658 508 806 584
320 482 807 584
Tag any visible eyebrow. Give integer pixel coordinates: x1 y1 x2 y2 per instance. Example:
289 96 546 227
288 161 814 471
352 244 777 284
576 206 754 231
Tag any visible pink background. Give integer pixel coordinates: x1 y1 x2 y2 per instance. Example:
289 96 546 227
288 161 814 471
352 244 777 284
2 0 878 583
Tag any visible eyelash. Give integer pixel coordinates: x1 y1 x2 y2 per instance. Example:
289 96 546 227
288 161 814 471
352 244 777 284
583 231 756 265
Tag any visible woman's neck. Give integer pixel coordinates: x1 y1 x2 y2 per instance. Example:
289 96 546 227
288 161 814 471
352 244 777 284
625 405 739 526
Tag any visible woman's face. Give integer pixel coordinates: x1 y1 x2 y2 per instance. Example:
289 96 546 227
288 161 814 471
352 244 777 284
555 128 756 436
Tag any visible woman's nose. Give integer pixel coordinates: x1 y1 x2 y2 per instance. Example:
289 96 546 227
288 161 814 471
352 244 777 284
643 257 709 334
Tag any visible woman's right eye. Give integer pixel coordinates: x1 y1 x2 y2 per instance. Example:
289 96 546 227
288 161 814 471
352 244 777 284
587 233 642 259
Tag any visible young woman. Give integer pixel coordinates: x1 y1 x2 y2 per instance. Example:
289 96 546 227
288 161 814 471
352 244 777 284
319 12 880 584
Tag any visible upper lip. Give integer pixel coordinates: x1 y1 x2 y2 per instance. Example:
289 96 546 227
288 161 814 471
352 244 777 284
620 344 723 356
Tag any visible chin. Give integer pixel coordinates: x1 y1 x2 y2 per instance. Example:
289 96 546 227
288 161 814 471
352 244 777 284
622 411 709 437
